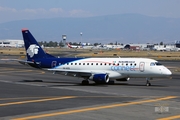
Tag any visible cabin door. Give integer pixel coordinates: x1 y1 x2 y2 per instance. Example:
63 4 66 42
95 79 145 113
51 61 57 68
139 62 145 72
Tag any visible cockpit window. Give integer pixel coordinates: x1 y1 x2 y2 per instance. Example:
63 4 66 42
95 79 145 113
150 62 162 66
150 62 155 66
155 62 162 66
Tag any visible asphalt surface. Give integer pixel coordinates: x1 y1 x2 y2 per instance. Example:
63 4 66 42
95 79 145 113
0 59 179 120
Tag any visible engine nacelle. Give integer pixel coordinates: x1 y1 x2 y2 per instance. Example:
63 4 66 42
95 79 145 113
116 78 130 81
90 74 109 83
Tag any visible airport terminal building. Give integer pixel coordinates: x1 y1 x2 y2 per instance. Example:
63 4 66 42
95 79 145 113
0 39 24 47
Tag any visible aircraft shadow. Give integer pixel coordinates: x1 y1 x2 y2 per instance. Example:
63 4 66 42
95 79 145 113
20 79 108 87
20 79 168 87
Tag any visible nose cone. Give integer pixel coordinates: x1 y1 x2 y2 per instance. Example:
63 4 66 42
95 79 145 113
165 68 172 76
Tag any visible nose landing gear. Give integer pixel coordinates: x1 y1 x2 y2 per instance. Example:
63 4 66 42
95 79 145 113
146 78 152 86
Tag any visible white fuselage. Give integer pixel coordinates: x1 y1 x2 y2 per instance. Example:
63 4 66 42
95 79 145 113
52 58 172 80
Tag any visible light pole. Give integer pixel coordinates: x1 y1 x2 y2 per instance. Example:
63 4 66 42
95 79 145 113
80 32 82 45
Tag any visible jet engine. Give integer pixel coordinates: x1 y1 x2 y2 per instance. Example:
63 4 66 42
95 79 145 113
116 78 130 81
90 74 109 83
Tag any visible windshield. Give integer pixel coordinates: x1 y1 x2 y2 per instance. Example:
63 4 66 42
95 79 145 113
155 62 162 66
150 62 162 66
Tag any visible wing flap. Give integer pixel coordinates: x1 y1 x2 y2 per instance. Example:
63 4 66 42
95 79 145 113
48 69 92 77
48 69 110 78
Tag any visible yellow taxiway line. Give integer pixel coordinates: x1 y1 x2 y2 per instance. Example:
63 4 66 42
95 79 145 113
12 96 177 120
157 115 180 120
0 96 76 107
0 96 64 101
0 70 33 74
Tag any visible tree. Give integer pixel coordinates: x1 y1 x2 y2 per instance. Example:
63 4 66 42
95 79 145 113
94 43 99 46
38 41 43 46
160 41 163 45
59 41 64 47
115 41 117 45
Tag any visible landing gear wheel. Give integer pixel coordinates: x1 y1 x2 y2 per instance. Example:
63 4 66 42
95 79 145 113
146 81 151 86
146 78 152 86
82 80 89 85
108 80 115 85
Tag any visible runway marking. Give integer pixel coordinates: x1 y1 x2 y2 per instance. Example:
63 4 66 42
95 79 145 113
157 115 180 120
0 96 62 101
0 70 44 76
0 96 76 107
0 95 177 101
0 68 15 70
12 96 177 120
0 70 33 73
0 95 175 101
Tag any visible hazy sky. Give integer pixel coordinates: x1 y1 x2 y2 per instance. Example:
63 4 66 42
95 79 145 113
0 0 180 23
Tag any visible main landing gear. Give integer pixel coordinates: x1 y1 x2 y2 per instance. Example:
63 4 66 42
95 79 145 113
146 78 151 86
81 80 89 85
107 80 115 85
81 80 115 85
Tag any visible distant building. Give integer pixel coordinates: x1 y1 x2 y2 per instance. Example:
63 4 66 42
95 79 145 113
0 39 24 47
128 43 154 50
153 44 178 51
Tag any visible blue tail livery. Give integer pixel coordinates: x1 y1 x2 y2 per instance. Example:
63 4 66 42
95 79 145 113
22 28 55 60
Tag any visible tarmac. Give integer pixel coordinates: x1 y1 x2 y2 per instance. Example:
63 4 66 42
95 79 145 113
0 59 179 120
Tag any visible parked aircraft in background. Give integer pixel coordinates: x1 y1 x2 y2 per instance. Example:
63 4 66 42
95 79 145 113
19 29 172 86
67 43 82 49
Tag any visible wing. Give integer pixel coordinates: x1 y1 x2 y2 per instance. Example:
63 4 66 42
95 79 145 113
48 68 107 78
48 69 95 78
48 68 121 79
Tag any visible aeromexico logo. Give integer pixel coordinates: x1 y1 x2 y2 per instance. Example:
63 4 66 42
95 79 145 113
27 44 39 58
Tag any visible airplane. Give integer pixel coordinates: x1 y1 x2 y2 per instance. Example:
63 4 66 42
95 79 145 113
67 43 82 49
19 28 172 86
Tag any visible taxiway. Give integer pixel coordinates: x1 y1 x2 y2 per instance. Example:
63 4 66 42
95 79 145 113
0 60 179 120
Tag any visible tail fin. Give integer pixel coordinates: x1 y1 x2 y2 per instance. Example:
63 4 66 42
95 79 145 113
22 29 55 60
67 43 72 48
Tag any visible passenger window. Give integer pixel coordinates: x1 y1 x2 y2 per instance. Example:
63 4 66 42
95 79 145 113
79 63 81 65
75 63 77 65
96 63 98 65
91 63 93 65
87 63 89 65
71 63 73 65
104 63 106 65
100 63 102 65
83 63 85 65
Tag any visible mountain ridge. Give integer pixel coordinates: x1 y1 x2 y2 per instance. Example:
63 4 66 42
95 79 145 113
0 14 180 44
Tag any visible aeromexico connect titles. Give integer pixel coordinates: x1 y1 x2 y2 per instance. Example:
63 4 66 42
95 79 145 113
21 29 172 86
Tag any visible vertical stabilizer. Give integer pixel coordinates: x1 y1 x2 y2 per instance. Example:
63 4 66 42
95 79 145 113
22 29 52 60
